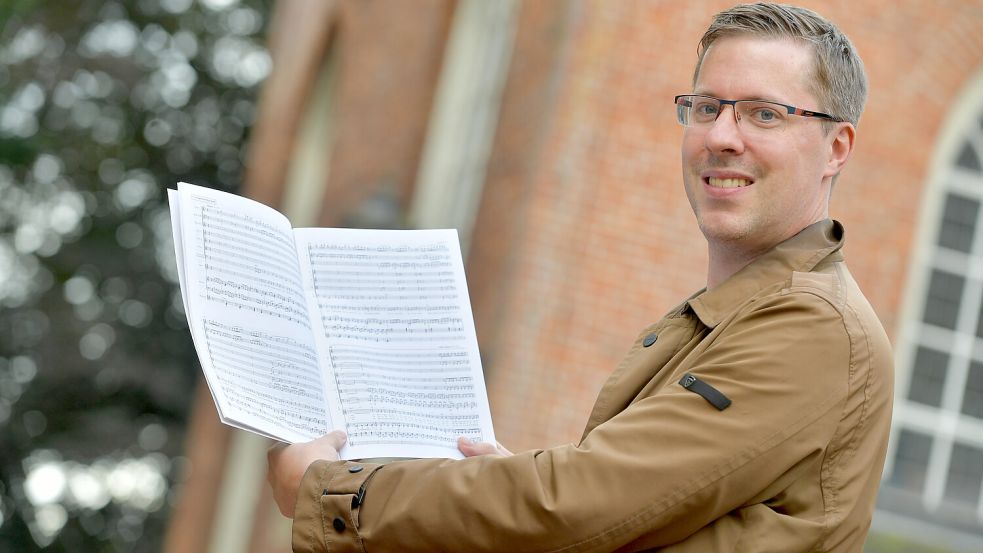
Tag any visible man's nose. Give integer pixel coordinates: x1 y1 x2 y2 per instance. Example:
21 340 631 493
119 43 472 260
703 105 745 154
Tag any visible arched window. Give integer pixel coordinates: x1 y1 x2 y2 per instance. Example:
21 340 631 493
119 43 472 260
408 0 518 255
879 70 983 549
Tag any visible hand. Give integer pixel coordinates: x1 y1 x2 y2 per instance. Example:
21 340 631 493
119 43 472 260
267 430 347 518
457 437 513 457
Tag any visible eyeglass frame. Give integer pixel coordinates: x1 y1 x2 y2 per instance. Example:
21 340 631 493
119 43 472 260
673 94 844 129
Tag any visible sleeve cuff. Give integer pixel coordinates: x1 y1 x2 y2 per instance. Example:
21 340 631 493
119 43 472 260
292 460 384 553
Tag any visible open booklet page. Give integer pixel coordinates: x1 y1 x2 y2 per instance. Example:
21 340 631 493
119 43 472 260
171 182 497 459
172 182 328 443
294 228 496 460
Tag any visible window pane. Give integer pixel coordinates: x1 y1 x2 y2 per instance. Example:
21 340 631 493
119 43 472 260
976 299 983 339
908 346 949 407
889 429 933 493
924 269 964 329
956 143 982 172
938 193 979 253
963 361 983 419
944 442 983 505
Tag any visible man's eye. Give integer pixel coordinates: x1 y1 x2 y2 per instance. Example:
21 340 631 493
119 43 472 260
695 103 719 116
750 107 782 123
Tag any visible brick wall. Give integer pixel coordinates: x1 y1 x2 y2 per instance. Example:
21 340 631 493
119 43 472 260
241 0 983 473
214 1 983 550
468 0 983 451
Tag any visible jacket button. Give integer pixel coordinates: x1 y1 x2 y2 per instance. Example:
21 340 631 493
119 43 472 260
643 333 658 347
348 465 363 473
333 517 346 532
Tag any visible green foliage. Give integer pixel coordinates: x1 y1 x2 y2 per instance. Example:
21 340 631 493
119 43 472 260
0 1 271 550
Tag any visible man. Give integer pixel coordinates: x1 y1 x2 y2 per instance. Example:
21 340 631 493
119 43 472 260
268 3 893 552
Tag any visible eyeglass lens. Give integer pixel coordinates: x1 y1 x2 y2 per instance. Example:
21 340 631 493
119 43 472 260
676 96 788 130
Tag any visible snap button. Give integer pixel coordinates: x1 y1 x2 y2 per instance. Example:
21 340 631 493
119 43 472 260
642 333 658 347
348 465 363 473
333 517 346 532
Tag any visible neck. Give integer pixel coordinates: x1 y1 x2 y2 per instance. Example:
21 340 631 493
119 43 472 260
705 240 764 290
703 217 830 289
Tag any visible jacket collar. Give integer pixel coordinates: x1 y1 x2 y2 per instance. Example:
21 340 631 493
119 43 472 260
686 219 845 328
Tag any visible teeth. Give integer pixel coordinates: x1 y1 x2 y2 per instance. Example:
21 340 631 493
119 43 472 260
707 177 752 188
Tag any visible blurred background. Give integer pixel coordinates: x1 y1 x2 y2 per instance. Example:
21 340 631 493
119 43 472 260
0 0 271 550
1 0 982 551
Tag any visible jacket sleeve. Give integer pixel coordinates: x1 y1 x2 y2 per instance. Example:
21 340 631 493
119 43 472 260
292 291 854 553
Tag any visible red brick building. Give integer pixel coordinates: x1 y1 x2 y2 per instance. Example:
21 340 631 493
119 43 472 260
165 1 983 551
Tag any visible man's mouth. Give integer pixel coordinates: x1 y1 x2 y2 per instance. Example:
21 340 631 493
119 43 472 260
706 177 753 189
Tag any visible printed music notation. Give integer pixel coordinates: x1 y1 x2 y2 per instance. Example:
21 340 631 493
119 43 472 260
323 315 466 343
342 407 479 421
173 183 495 452
198 208 298 271
195 203 308 323
306 240 467 345
346 427 482 447
310 242 450 253
205 291 309 329
318 303 459 315
328 343 482 448
199 206 296 253
204 319 326 437
311 260 454 270
335 375 474 392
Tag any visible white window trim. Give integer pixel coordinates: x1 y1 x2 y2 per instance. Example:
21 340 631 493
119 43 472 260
882 65 983 540
408 0 518 256
280 44 339 228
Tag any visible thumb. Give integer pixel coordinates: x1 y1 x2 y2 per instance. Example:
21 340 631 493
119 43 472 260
457 437 513 457
318 430 348 451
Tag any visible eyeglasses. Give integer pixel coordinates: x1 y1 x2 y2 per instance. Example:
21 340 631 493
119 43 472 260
674 94 842 132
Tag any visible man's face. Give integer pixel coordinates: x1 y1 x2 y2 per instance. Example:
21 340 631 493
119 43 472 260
681 35 841 254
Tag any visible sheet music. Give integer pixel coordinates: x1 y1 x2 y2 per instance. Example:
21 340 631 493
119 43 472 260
174 182 327 443
295 228 495 460
171 182 497 457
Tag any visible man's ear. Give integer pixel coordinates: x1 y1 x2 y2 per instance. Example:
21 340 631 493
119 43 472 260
824 122 856 179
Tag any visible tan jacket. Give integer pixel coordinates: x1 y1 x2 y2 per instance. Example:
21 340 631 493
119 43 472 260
292 220 894 553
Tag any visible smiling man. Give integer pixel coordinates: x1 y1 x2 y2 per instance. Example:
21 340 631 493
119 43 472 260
679 30 857 290
268 4 894 552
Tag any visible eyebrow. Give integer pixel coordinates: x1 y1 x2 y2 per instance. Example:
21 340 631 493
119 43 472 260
691 91 790 105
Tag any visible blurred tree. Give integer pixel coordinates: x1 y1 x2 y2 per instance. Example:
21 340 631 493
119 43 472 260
0 0 271 550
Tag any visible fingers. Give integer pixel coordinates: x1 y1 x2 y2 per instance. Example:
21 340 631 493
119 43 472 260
318 429 348 451
457 437 513 457
457 437 497 457
266 431 348 518
267 442 299 518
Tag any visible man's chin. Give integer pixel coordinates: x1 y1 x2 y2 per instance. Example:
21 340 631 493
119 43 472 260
696 216 753 245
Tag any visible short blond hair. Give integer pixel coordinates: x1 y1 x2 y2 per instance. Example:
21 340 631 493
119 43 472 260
694 3 867 126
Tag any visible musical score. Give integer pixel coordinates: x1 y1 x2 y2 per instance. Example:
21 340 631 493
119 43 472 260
204 319 327 436
175 183 493 450
329 343 482 448
307 241 467 344
195 204 310 326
